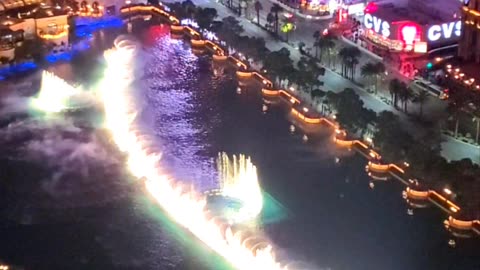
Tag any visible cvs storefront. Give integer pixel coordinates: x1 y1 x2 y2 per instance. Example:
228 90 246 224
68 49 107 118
362 11 462 54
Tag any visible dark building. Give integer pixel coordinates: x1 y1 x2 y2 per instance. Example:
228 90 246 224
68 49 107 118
459 0 480 62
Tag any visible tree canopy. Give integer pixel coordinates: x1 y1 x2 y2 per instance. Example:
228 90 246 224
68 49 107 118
262 48 294 80
327 88 376 134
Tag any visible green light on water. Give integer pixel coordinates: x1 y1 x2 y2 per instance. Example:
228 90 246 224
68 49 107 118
260 191 289 225
138 194 236 270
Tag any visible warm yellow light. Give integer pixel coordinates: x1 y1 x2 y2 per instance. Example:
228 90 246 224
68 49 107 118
99 39 286 270
444 188 452 195
38 29 68 40
303 107 309 112
30 71 81 113
217 153 263 222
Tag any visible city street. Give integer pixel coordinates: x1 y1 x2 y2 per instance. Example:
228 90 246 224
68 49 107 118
167 0 480 163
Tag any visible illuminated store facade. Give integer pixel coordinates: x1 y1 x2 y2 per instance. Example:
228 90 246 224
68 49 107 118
361 4 462 54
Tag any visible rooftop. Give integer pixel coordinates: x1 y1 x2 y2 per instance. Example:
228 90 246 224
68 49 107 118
0 0 42 12
371 0 461 25
2 4 67 19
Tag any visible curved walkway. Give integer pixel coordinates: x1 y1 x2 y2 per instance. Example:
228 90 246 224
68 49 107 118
121 2 480 249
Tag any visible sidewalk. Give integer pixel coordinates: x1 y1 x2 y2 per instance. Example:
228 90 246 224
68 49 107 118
171 0 480 163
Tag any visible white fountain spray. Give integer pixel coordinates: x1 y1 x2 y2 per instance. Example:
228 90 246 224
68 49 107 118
100 36 287 269
217 152 264 222
30 71 81 113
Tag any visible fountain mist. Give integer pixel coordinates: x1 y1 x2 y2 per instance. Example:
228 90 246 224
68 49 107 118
217 152 264 222
100 35 287 269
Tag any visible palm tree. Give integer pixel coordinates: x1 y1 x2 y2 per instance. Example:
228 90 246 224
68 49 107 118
374 62 386 89
338 47 349 77
388 78 401 108
350 47 361 80
399 85 414 113
298 41 306 54
414 90 430 118
270 4 283 35
339 46 361 80
447 99 466 138
361 62 377 92
254 0 263 25
266 12 275 31
361 62 385 94
350 57 359 80
472 112 480 144
316 33 336 62
327 47 338 69
313 30 320 58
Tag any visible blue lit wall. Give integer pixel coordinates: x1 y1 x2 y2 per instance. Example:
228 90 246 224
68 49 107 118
0 61 37 80
0 16 124 80
75 16 124 38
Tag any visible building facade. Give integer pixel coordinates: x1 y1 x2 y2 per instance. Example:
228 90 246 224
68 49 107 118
359 1 461 55
459 0 480 62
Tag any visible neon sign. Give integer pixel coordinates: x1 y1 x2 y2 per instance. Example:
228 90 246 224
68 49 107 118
364 13 390 37
401 26 417 45
427 21 461 42
399 23 421 50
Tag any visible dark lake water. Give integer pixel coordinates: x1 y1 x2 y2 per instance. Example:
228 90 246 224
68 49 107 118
0 23 478 270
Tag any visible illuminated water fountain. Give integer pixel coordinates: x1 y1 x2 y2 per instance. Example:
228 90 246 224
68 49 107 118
30 71 95 113
209 152 264 223
99 35 286 270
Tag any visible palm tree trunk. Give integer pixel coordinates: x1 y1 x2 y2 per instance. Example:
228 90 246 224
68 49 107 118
476 119 479 144
257 11 260 25
454 118 459 137
420 103 423 117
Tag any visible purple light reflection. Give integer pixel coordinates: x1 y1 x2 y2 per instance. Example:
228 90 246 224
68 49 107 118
142 35 218 192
